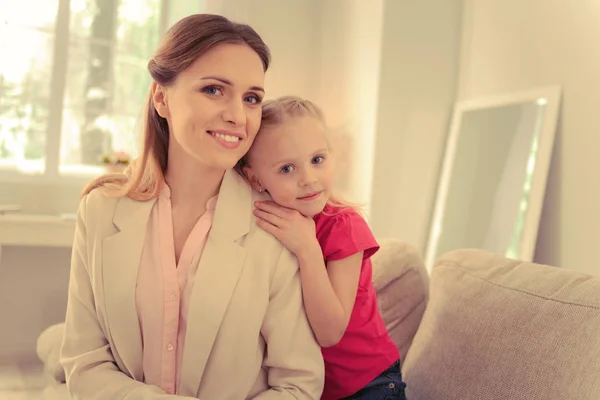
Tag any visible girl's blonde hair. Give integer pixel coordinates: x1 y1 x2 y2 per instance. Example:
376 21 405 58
81 14 270 200
237 95 362 213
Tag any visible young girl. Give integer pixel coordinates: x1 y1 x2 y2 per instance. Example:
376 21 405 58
239 96 408 400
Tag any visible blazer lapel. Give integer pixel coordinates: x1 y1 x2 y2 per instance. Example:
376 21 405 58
179 170 252 396
102 196 156 381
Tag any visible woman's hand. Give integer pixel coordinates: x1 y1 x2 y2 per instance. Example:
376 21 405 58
254 201 320 258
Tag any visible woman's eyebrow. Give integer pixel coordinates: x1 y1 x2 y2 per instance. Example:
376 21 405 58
199 76 265 93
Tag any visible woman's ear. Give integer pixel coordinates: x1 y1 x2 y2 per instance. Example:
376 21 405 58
152 82 170 118
242 166 265 193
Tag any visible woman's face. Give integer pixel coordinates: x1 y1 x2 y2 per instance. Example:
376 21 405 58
153 43 266 171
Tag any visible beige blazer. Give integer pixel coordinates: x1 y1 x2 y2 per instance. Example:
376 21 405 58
60 170 324 400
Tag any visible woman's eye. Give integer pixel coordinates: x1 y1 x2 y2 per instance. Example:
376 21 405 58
280 165 294 174
312 156 325 164
245 94 262 104
202 85 223 96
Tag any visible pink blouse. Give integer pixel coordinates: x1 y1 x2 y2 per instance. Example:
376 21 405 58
135 184 217 394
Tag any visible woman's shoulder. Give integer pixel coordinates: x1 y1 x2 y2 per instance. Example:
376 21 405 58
82 187 121 214
246 191 285 247
242 191 296 265
80 187 155 230
76 188 119 235
83 185 156 209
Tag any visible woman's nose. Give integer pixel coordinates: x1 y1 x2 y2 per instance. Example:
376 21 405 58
222 98 246 127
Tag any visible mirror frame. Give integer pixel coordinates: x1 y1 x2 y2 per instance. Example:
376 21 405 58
424 86 562 272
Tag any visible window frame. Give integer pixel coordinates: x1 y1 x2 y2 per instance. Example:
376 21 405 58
0 0 171 187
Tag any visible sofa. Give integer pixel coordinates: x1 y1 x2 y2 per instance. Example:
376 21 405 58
36 239 600 399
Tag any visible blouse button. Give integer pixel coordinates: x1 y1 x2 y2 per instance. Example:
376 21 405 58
167 343 174 351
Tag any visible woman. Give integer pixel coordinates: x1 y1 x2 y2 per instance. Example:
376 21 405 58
60 14 324 400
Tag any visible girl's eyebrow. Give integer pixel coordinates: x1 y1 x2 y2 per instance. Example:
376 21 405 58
198 76 265 93
271 158 291 168
271 148 328 167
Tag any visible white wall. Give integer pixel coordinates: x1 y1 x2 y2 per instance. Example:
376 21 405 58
458 0 600 275
205 0 321 101
312 1 384 207
369 0 463 250
0 246 71 362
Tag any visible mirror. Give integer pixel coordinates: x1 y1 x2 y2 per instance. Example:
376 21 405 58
424 87 562 271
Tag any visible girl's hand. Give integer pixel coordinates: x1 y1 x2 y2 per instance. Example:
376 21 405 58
254 201 320 258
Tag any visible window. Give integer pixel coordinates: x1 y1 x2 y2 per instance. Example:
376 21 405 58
0 0 164 180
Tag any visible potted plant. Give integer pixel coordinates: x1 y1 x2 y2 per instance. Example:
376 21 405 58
101 151 131 173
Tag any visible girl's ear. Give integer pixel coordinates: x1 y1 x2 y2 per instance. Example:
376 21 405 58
242 166 265 193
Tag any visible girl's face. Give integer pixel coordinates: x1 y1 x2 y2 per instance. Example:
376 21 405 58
153 43 266 171
244 115 335 217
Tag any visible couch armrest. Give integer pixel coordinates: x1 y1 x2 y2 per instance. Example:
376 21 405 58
37 322 66 383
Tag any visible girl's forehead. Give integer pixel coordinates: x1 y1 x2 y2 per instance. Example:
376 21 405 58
266 120 327 148
250 119 328 163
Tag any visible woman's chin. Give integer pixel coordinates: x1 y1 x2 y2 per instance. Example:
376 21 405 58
188 152 243 172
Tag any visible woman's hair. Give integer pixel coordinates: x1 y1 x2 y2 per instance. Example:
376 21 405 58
82 14 271 200
237 96 362 213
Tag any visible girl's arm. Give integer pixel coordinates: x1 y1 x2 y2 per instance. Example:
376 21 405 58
253 201 372 348
296 245 363 347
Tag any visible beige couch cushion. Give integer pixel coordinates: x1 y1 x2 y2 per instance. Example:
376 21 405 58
371 239 429 362
403 249 600 400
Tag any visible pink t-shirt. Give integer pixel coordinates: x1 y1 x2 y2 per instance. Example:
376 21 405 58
313 205 400 400
135 184 217 395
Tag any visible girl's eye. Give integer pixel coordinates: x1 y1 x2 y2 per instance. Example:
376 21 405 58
245 94 262 104
312 156 325 164
280 165 295 174
201 85 224 96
